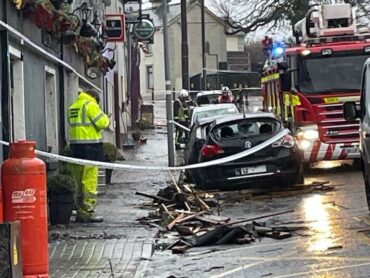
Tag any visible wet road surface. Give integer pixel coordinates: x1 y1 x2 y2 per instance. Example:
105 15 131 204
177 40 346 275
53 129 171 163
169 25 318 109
140 162 370 278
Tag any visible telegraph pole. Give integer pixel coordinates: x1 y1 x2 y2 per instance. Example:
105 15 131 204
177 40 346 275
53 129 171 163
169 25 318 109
163 0 175 166
181 0 189 90
201 0 206 90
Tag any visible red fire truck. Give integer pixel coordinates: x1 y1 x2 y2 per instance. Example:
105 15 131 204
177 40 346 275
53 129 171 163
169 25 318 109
261 3 370 164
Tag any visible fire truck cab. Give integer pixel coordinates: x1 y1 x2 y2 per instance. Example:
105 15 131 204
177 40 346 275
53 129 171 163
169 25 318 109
262 3 370 164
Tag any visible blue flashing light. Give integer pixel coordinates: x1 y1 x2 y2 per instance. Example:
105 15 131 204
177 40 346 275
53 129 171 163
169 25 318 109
271 42 286 58
273 46 284 56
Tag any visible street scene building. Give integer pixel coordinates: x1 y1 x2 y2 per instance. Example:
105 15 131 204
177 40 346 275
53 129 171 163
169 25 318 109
1 0 370 277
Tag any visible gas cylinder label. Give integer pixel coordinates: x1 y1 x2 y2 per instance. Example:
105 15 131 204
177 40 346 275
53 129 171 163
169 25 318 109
11 189 37 203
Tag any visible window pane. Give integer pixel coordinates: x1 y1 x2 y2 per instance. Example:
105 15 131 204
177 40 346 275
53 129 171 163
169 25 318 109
147 66 154 89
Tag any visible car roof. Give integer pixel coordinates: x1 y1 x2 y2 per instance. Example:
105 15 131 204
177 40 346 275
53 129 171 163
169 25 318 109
211 112 278 126
196 90 222 97
192 103 238 112
195 115 226 126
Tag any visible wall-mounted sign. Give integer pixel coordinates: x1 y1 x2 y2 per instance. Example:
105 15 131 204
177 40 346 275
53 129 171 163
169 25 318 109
105 14 125 42
133 19 155 41
124 2 141 15
125 13 149 25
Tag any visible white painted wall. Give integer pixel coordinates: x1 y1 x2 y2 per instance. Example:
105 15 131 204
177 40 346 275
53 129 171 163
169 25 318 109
9 46 26 141
44 66 59 154
140 3 227 100
140 31 166 101
226 36 245 52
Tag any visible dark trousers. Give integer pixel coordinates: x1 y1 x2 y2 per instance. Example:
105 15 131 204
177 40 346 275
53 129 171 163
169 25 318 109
176 121 189 143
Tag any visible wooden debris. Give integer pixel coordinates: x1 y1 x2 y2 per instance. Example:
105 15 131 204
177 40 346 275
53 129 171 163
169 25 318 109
167 213 185 231
264 231 292 240
137 174 330 253
161 204 175 219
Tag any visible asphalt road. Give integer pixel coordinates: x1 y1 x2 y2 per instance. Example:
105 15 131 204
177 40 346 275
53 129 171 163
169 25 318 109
140 161 370 278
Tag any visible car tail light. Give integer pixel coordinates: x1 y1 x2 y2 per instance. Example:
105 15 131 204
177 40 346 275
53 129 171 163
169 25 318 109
272 134 295 148
201 144 225 157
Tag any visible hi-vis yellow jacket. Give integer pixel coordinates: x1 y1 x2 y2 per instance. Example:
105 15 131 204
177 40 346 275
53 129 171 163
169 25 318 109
68 92 110 144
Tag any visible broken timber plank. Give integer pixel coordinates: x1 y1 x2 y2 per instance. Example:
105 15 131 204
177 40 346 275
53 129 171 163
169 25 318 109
195 215 230 225
161 204 175 220
177 211 207 225
226 210 295 226
168 171 192 211
196 196 210 211
135 191 172 203
167 213 185 231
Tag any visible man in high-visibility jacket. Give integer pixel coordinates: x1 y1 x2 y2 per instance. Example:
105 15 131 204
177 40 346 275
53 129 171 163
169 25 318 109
68 89 110 223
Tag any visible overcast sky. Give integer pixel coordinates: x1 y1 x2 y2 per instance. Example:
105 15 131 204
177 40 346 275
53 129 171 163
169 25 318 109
140 0 290 42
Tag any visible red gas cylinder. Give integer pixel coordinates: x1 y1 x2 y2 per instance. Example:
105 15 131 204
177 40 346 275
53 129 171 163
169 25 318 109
0 184 3 223
1 141 49 278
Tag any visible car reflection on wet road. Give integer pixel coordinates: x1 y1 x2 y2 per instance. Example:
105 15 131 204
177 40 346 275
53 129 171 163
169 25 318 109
142 161 370 278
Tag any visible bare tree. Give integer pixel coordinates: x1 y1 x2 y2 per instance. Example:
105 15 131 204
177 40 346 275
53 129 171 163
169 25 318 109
211 0 370 35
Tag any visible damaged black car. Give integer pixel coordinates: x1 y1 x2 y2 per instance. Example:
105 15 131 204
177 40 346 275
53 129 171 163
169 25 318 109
185 113 303 190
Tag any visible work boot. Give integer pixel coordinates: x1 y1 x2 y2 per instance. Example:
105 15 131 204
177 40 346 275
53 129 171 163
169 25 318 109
76 215 104 223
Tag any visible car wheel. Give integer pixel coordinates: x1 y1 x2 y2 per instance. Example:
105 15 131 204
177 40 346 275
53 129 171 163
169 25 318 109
284 164 304 187
361 159 370 210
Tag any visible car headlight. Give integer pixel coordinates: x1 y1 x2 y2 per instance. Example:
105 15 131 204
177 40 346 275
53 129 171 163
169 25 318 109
299 140 312 150
302 130 319 140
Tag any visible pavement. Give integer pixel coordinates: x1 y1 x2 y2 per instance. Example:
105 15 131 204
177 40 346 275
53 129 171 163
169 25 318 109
48 102 171 278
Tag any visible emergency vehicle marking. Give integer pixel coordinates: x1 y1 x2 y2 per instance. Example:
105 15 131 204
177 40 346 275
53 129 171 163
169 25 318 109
324 96 360 104
304 142 359 162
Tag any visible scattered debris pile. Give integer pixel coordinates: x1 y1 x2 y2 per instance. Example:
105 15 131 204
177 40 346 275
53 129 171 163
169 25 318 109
137 174 334 253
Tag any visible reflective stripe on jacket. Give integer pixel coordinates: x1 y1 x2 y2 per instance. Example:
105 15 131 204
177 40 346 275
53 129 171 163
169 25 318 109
174 99 189 122
68 92 110 144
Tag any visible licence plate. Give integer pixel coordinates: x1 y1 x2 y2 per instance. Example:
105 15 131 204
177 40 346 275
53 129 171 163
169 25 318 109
236 165 267 175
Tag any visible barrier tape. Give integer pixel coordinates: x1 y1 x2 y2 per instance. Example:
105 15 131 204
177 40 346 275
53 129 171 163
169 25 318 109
171 121 191 132
0 129 288 171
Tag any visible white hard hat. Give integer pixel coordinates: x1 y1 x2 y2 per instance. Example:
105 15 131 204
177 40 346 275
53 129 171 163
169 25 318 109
222 86 230 92
180 89 189 98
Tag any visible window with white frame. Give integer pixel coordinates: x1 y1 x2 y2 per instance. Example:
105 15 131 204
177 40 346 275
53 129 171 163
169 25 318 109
147 65 154 90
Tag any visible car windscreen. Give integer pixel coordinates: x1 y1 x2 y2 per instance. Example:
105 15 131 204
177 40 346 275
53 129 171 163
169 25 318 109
194 107 239 123
197 95 220 105
211 118 280 142
298 53 369 93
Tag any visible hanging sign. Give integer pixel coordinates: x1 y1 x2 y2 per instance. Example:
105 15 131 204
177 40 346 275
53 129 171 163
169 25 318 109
105 14 125 42
133 19 155 41
125 13 149 25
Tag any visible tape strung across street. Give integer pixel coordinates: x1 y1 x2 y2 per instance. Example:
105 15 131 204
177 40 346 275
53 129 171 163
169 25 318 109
171 121 191 132
0 129 288 171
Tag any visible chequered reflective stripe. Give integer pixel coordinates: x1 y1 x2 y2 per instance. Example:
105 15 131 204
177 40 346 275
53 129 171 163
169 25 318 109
304 142 360 162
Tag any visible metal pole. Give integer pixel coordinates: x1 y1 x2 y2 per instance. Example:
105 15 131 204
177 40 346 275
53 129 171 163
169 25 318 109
163 0 175 166
201 0 206 90
181 0 189 90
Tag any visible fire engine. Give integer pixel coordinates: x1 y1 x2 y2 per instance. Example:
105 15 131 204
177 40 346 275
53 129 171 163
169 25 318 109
261 3 370 164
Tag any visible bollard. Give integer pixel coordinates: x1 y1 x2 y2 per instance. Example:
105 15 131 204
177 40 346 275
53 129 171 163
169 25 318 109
1 141 49 278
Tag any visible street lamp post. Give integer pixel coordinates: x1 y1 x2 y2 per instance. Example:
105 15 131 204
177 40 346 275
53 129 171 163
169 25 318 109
201 0 206 90
163 0 175 166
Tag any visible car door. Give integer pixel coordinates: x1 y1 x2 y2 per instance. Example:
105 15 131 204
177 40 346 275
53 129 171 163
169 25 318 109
361 63 370 162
